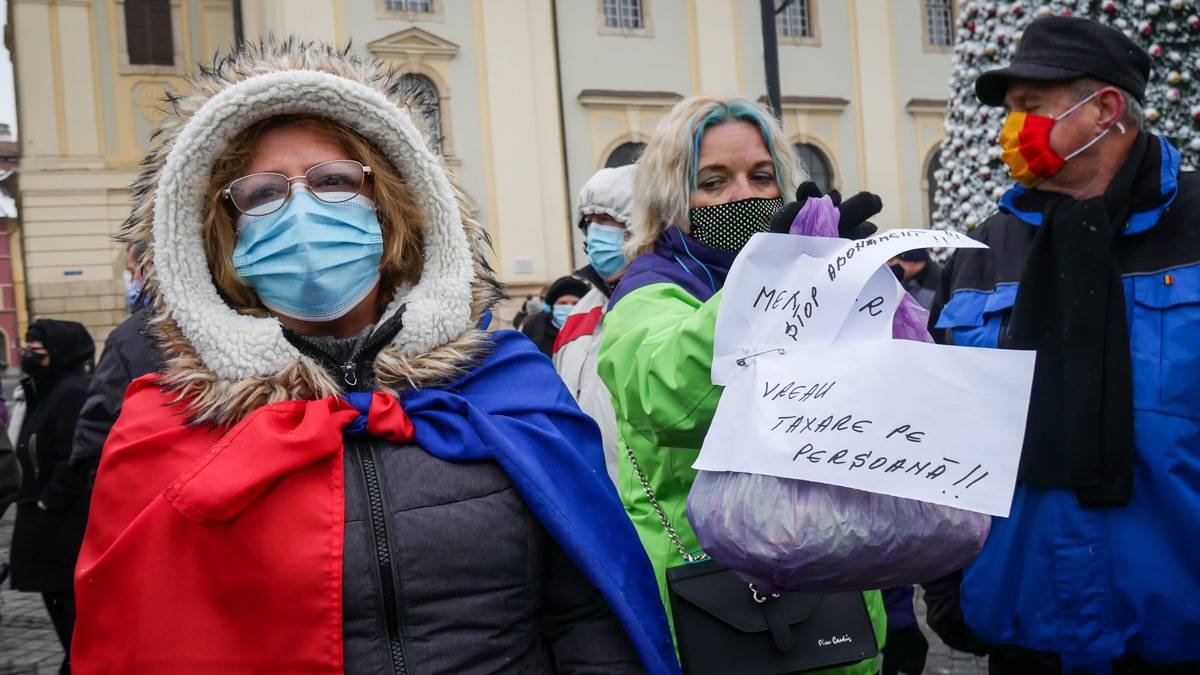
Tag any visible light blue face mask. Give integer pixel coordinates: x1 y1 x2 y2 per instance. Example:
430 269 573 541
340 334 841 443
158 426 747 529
551 303 574 329
585 223 627 279
232 190 384 322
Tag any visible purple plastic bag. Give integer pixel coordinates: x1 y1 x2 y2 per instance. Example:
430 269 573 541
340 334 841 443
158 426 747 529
687 197 991 593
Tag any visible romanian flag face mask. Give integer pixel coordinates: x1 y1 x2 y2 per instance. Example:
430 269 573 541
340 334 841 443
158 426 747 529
998 89 1126 188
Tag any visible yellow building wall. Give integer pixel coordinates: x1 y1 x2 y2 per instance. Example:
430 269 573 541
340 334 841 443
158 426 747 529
13 0 234 346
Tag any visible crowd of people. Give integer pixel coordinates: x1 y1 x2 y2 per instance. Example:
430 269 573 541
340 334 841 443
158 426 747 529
0 15 1196 675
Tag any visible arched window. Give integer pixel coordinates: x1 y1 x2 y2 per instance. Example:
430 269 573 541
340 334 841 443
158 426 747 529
794 143 834 193
399 73 443 155
925 150 943 224
605 142 645 168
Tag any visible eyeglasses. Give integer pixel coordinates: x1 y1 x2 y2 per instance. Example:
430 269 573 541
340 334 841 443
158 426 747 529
223 159 373 217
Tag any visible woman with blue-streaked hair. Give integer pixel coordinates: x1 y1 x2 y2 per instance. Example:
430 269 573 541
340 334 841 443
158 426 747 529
597 95 888 673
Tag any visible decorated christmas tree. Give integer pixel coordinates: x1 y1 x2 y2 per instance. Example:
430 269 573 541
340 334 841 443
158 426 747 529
933 0 1200 232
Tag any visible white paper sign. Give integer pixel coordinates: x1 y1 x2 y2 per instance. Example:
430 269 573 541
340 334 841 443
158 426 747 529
712 229 986 383
697 229 1036 517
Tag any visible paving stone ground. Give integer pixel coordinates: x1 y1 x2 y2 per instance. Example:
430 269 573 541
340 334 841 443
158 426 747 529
0 511 63 675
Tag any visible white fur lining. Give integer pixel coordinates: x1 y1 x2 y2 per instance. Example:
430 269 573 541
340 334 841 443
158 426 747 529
152 70 474 382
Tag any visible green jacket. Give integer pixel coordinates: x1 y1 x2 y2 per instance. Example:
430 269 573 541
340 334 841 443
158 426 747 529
599 279 887 674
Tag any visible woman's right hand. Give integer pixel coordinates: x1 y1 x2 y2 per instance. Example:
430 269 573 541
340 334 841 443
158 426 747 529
768 181 882 240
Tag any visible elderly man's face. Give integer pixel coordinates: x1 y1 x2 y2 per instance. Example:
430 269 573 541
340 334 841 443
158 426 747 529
1003 80 1105 167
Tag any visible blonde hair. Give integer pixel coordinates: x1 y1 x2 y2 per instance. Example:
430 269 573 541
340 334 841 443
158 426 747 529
203 114 425 316
626 95 802 258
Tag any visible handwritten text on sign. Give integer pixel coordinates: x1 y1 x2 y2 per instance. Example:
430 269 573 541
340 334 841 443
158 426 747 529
698 230 1035 517
696 340 1034 516
711 229 986 383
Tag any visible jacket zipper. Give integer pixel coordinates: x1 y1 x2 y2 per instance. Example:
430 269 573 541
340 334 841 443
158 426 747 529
351 439 408 675
303 338 359 387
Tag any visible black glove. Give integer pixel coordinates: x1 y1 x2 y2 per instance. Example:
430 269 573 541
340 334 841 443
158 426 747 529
768 181 882 240
881 626 929 675
922 570 992 657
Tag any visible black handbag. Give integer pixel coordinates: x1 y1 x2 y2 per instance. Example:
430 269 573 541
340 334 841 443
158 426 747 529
667 559 878 674
624 444 878 675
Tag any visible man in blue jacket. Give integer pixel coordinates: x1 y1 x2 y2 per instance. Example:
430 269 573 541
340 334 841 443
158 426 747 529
937 16 1200 675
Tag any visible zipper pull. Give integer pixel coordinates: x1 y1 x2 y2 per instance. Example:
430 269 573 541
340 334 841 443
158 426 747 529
342 362 358 387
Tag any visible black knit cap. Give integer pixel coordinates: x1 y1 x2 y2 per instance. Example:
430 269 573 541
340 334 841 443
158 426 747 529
545 275 589 306
975 16 1151 106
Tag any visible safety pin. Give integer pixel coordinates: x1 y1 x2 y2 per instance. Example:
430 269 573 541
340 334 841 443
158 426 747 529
736 349 786 367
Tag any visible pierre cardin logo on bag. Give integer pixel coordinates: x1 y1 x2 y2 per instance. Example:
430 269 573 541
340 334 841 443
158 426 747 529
817 634 853 648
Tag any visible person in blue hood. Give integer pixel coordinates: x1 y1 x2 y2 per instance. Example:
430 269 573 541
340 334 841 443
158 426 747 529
936 16 1200 674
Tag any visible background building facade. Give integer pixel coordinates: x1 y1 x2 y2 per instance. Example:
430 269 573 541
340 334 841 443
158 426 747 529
0 122 19 369
7 0 952 341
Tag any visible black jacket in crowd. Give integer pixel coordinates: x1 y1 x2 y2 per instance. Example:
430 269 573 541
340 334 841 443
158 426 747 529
9 319 94 593
520 310 558 357
69 308 165 481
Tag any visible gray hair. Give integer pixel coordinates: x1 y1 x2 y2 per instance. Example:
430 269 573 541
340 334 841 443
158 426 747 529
128 238 149 260
1070 78 1144 130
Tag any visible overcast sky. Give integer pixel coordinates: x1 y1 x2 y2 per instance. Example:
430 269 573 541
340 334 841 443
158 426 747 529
0 0 16 137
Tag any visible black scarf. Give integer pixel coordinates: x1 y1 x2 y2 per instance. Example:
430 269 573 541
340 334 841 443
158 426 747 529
1003 132 1160 506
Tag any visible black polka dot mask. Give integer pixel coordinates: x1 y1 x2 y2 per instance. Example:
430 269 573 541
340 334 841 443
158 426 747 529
687 196 785 252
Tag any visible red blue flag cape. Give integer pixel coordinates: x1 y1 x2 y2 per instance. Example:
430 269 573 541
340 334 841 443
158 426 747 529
73 331 678 674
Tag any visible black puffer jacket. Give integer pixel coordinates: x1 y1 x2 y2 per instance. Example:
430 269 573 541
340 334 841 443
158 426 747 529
10 319 94 593
288 317 643 674
70 308 165 483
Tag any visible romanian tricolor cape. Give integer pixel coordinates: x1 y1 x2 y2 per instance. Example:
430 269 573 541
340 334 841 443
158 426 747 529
73 331 679 675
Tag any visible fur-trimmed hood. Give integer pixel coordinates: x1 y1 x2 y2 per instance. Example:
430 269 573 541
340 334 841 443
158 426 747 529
124 40 504 426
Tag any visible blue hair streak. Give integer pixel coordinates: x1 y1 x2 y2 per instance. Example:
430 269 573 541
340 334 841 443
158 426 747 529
688 99 786 197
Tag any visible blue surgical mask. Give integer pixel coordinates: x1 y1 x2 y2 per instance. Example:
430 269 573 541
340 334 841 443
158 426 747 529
551 303 573 329
233 190 383 322
123 269 144 308
543 302 551 314
585 223 627 279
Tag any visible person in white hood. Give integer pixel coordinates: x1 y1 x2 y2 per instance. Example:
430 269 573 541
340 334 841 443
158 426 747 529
552 164 635 485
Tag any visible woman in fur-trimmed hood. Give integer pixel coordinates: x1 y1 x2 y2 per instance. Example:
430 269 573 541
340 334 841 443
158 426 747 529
72 40 677 675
